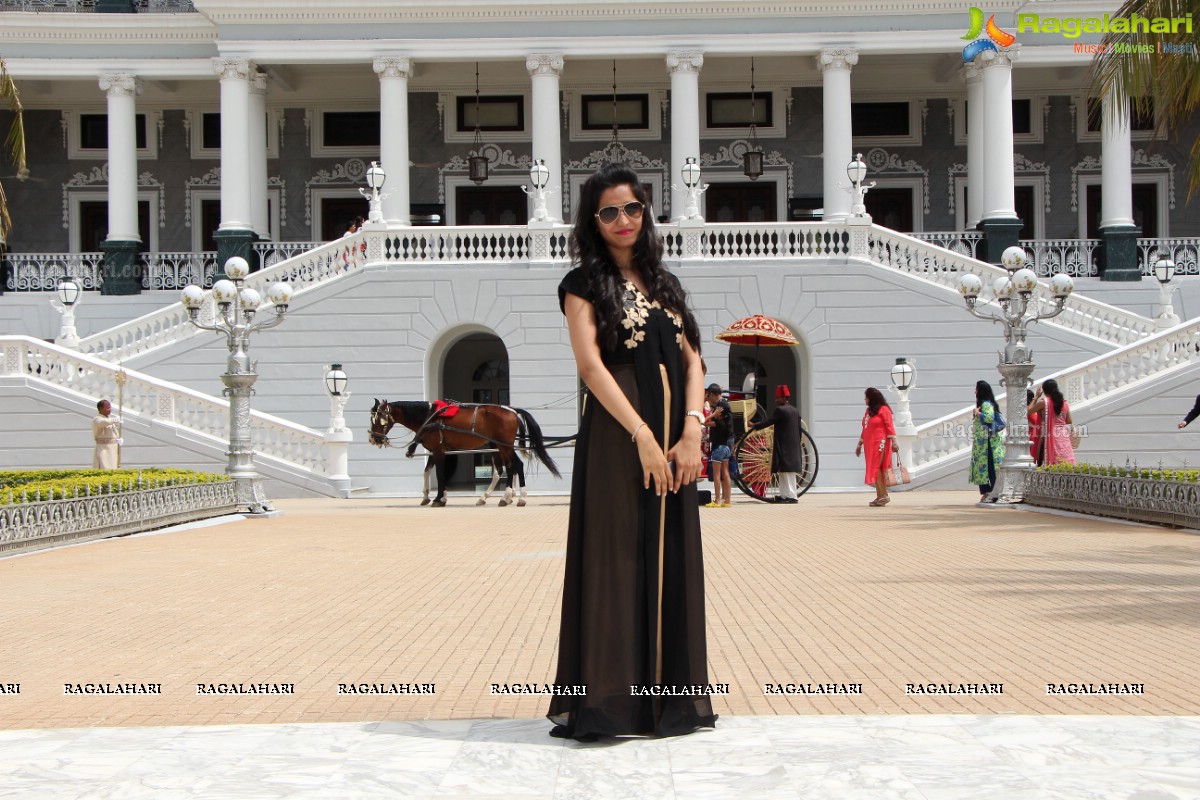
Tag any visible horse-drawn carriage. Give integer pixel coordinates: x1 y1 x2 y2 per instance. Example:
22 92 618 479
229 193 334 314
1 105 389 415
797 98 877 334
369 314 819 505
369 389 818 506
369 399 560 507
725 391 819 503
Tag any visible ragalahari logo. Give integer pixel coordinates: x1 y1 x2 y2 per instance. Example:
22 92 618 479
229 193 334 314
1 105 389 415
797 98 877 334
962 7 1016 62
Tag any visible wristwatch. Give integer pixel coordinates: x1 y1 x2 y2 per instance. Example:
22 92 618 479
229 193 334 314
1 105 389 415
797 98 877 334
685 410 705 426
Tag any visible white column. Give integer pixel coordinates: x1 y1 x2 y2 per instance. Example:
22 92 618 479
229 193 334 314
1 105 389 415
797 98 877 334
249 71 270 238
374 56 411 225
963 62 985 229
1100 93 1135 229
817 48 857 222
98 73 141 243
979 48 1019 221
527 53 564 222
213 58 254 231
666 51 704 222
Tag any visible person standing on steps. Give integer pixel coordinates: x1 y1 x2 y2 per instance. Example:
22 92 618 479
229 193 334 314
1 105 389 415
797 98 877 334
92 399 122 470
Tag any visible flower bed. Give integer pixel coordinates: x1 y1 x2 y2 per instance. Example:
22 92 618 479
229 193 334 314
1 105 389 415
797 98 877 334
0 469 229 504
0 469 238 556
1025 463 1200 530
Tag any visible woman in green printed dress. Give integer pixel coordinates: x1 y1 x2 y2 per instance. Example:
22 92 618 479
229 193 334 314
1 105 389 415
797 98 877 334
970 380 1004 499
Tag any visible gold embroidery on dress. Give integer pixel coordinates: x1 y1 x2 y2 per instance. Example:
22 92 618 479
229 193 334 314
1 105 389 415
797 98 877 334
621 281 685 350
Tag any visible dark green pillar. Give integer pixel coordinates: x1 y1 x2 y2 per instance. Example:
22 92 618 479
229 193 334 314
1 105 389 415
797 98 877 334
213 228 260 281
100 240 142 295
1097 224 1142 281
976 217 1024 266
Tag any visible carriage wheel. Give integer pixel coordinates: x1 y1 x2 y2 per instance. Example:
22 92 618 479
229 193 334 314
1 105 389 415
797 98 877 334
733 427 820 503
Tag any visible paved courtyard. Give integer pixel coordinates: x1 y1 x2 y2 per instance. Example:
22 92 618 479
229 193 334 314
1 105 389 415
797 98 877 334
2 490 1197 730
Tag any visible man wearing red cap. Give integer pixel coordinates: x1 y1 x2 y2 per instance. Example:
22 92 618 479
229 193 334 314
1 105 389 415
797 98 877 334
750 385 803 503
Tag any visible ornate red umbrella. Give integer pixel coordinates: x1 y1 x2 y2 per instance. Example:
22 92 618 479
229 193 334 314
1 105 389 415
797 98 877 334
715 314 798 399
715 314 798 347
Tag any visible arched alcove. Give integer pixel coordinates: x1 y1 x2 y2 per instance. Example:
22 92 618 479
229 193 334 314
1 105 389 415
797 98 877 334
726 333 810 424
437 330 510 489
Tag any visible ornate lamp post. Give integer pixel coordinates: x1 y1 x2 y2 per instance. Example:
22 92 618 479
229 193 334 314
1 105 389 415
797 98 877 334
1154 257 1180 329
957 246 1074 504
888 357 916 427
52 276 82 349
359 161 388 224
888 357 917 471
846 153 876 219
522 158 554 223
323 362 352 494
181 256 294 514
677 156 708 222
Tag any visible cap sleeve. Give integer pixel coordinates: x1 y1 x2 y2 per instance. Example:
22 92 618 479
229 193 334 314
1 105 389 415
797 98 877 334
557 267 590 314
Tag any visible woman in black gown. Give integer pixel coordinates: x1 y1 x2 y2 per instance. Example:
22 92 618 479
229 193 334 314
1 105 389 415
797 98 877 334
548 163 717 740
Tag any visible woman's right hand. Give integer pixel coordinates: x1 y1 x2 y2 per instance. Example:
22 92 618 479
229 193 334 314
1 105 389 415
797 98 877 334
635 426 671 496
855 443 863 457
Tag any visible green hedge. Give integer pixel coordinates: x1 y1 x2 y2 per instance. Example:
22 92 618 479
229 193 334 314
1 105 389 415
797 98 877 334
0 469 230 505
1038 462 1200 482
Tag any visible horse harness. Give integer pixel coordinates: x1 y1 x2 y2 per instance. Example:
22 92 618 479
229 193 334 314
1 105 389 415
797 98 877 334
373 400 575 455
403 401 520 458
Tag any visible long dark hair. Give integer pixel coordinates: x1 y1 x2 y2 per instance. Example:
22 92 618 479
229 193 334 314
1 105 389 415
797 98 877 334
1042 379 1066 416
568 163 701 352
865 387 889 417
975 380 998 409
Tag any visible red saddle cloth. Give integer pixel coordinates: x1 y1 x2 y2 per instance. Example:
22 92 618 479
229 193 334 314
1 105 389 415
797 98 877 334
430 400 460 419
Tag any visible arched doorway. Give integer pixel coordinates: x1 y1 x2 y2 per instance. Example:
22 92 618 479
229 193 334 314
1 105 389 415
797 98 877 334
441 332 510 489
727 343 802 419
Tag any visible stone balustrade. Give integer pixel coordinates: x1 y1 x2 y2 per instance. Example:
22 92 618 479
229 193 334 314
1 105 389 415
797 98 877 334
1 335 333 482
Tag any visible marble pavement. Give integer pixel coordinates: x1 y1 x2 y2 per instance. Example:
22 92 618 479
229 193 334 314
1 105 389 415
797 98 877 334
1 492 1198 798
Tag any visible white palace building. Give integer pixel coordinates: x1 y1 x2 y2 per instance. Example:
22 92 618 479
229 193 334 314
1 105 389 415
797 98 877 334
0 0 1197 497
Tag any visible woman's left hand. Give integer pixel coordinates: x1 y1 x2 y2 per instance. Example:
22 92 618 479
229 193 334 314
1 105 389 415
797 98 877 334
666 429 703 492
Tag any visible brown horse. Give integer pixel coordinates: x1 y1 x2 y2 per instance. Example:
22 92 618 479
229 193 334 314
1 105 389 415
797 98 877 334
369 400 560 507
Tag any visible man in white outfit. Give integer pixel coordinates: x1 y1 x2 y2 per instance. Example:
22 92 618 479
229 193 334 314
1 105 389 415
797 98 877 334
92 399 122 469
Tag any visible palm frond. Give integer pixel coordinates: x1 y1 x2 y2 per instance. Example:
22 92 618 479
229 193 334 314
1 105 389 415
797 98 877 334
0 56 27 243
1090 0 1200 195
0 179 10 244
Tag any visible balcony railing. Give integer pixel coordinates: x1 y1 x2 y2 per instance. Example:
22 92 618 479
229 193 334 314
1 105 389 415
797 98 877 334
2 252 217 292
1018 239 1101 277
911 231 984 260
911 233 1101 277
0 0 196 11
1138 238 1200 276
913 233 1200 279
4 230 1197 293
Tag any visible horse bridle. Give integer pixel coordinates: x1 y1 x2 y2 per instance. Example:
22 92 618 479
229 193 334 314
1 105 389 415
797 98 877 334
369 403 395 448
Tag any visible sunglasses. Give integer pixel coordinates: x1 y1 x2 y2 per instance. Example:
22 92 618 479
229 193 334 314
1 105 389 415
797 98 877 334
595 201 645 225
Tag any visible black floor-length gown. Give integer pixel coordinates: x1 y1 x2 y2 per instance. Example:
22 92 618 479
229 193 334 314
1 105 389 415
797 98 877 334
548 268 717 738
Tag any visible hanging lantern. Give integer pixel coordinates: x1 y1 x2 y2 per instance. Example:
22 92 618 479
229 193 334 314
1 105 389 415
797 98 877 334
468 62 489 185
742 58 764 180
468 152 489 185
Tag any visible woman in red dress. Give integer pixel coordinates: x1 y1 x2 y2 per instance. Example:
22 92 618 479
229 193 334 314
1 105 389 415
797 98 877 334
855 387 898 507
